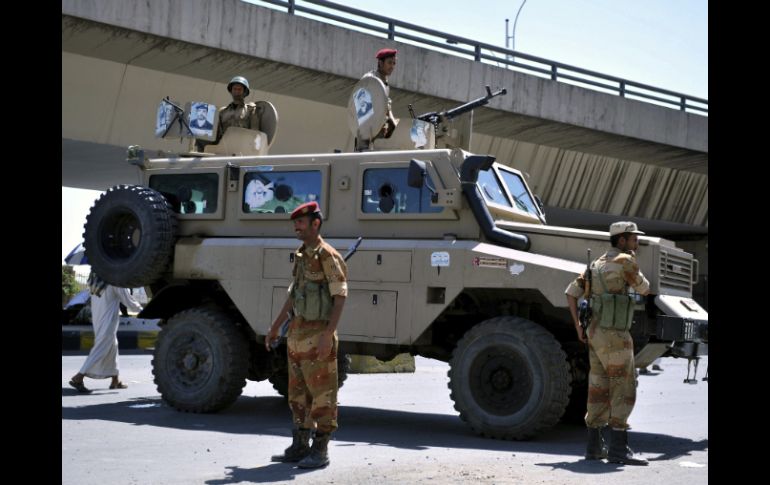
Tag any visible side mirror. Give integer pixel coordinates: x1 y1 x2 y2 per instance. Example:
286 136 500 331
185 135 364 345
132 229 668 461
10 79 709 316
408 159 427 188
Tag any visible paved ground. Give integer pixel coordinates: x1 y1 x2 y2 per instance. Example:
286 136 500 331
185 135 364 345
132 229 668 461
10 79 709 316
62 354 707 484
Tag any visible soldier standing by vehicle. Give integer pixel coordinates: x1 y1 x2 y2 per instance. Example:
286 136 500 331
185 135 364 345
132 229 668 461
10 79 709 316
361 48 398 138
265 201 348 469
565 221 650 466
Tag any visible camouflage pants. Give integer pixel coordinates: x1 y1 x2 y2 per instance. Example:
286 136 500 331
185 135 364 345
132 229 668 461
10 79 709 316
585 323 636 430
287 319 339 433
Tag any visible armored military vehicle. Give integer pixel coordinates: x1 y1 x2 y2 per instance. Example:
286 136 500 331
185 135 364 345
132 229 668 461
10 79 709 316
83 84 707 439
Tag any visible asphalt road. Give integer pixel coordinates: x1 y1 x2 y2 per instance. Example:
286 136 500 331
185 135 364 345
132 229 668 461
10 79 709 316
62 354 707 484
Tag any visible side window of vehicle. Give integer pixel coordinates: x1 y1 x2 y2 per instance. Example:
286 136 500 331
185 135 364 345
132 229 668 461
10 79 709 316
242 170 322 214
361 167 442 214
149 173 219 214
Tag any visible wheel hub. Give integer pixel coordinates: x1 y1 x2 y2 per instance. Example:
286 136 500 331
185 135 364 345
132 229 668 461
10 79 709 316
469 348 533 415
166 333 213 388
490 367 513 391
102 209 142 259
182 352 199 370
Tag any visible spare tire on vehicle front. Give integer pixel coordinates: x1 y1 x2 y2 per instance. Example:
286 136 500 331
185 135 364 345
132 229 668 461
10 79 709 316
83 184 178 288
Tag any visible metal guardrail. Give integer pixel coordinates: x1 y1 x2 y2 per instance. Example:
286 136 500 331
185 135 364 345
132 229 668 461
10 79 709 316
256 0 708 115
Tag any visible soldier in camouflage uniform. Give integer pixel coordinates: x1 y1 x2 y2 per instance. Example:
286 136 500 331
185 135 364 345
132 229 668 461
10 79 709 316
565 221 650 466
265 201 348 469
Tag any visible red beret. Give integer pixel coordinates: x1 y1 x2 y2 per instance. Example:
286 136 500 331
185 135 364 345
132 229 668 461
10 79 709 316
290 201 321 220
376 48 398 60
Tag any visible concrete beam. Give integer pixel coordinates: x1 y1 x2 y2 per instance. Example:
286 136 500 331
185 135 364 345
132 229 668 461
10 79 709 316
62 0 707 173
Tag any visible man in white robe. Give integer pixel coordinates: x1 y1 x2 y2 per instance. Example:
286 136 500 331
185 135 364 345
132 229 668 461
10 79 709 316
69 273 143 392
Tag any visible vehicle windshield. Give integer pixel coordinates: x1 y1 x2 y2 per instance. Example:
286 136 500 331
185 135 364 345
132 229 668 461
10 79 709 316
477 166 540 217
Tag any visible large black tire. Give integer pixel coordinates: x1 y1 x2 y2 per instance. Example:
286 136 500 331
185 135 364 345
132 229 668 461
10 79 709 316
448 316 571 440
152 307 249 413
269 351 351 398
83 184 177 288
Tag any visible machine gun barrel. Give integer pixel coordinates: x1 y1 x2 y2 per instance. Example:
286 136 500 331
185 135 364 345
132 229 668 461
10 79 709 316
444 85 507 120
417 85 507 124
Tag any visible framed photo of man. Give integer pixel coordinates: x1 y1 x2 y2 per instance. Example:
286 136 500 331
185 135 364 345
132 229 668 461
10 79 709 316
155 98 184 138
187 101 218 140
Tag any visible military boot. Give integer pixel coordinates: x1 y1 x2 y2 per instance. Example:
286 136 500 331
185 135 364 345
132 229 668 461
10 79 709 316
297 432 330 469
607 428 648 466
585 426 608 460
270 428 311 462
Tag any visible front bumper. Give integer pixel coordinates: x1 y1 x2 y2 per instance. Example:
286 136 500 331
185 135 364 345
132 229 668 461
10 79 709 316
654 315 708 357
656 315 708 343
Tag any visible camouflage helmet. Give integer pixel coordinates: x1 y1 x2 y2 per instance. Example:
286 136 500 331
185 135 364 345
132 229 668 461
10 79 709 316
227 76 250 97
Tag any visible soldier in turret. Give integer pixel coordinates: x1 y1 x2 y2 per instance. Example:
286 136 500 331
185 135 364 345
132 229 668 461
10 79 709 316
216 75 262 143
361 48 398 138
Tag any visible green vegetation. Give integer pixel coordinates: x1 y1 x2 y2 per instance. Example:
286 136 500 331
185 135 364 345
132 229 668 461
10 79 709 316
62 265 80 306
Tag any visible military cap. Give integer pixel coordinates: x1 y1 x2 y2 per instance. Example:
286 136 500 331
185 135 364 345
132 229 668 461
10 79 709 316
376 48 398 60
609 221 645 236
290 201 322 220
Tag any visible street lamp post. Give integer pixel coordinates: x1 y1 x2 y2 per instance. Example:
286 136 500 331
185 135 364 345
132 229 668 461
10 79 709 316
507 0 527 65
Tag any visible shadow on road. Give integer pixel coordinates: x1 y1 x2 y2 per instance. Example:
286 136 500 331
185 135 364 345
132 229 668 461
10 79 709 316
62 390 706 464
204 463 318 484
536 431 708 475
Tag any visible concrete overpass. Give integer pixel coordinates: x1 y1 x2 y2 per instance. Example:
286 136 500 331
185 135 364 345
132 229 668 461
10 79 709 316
61 0 707 239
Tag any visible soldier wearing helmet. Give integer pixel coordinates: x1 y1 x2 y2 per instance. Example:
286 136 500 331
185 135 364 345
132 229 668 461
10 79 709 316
215 76 263 143
565 221 651 466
